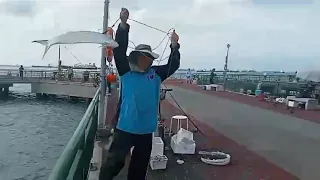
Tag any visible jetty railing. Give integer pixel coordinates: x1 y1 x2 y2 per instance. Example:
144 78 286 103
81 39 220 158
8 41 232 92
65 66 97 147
47 88 100 180
0 69 100 82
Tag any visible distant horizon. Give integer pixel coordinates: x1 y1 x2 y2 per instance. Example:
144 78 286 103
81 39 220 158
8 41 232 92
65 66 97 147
0 64 299 73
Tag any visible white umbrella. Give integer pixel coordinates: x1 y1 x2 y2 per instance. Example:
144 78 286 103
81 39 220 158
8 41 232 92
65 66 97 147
296 70 320 82
32 31 119 59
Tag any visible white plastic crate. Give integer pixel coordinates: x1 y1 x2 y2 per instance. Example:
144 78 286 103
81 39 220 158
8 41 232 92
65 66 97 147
171 134 196 154
149 155 168 170
151 137 164 157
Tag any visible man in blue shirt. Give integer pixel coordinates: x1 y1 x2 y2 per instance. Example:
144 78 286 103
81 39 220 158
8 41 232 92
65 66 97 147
99 8 180 180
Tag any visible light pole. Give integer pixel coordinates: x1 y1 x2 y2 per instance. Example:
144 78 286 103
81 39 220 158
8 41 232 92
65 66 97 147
58 45 61 73
98 0 109 129
223 43 231 90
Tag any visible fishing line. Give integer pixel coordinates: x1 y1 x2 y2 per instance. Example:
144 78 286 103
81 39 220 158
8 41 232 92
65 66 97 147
101 9 207 144
157 33 171 65
63 46 82 65
128 18 168 34
123 18 206 135
63 46 102 85
105 16 204 134
110 18 173 53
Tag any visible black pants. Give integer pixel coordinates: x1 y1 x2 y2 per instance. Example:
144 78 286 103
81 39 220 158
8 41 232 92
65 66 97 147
19 71 23 79
107 81 111 94
99 129 152 180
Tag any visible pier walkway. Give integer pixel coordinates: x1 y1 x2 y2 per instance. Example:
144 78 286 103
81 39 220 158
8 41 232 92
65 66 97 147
0 68 99 83
0 69 99 98
46 81 320 180
164 81 320 180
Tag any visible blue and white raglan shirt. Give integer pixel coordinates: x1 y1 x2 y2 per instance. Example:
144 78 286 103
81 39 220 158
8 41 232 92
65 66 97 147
113 24 180 134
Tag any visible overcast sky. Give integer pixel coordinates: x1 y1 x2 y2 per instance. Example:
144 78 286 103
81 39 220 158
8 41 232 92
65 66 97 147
0 0 319 71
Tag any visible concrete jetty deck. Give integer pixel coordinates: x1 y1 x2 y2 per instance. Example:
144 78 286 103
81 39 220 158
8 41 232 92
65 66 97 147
0 71 98 98
162 81 320 180
167 81 320 124
96 83 320 179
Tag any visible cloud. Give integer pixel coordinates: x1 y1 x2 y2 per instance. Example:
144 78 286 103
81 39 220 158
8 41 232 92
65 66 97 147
0 0 38 17
0 0 319 71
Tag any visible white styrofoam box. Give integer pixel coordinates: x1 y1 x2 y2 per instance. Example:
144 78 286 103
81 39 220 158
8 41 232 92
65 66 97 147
151 137 164 157
176 128 193 144
205 85 211 91
192 80 197 84
215 85 224 92
170 134 196 155
288 101 296 107
149 155 168 170
209 84 224 92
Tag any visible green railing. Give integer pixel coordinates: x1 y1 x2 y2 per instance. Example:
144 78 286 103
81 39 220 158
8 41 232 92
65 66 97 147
48 88 100 180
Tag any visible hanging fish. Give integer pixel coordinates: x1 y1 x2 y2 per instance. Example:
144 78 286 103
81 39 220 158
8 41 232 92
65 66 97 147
32 31 118 59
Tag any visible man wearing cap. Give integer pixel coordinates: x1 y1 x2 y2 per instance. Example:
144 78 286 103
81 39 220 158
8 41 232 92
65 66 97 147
99 8 180 180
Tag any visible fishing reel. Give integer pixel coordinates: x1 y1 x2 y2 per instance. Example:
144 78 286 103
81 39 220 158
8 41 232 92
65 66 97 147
160 88 173 100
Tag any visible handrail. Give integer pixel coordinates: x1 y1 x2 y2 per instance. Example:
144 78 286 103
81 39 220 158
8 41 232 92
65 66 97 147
0 69 100 79
0 69 102 84
48 88 100 180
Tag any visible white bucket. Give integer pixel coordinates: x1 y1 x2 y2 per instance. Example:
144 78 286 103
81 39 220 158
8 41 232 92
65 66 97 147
149 155 168 170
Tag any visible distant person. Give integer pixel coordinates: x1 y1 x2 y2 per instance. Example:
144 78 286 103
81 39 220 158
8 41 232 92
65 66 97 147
106 73 114 94
186 68 192 84
19 65 24 80
106 67 114 94
210 68 216 84
68 67 73 81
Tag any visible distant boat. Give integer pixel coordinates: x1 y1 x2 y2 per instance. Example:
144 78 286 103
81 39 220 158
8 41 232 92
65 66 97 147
73 63 98 69
32 65 56 68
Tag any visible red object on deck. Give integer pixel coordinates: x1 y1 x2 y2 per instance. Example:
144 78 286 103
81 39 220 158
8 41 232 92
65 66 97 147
258 93 265 101
106 74 117 83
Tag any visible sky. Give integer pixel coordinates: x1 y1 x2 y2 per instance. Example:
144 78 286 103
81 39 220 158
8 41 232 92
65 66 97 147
0 0 319 71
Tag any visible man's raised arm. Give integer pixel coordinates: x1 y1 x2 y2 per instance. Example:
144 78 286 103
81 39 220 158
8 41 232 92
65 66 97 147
113 8 130 76
153 43 180 82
